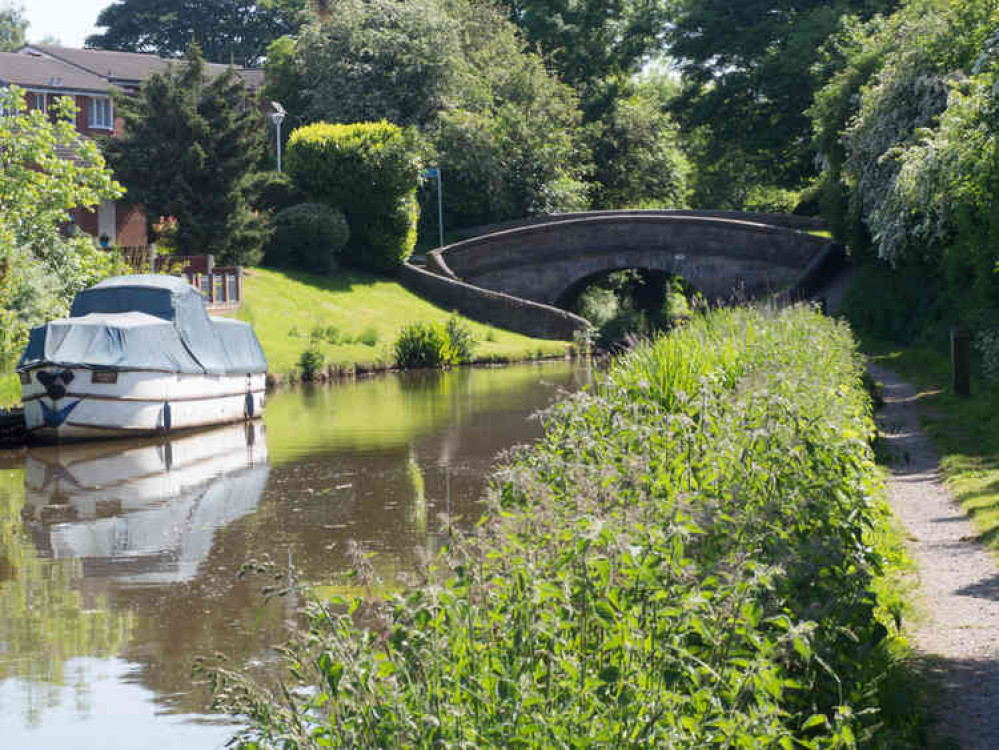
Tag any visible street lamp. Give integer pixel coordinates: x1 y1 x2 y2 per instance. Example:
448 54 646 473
270 101 286 172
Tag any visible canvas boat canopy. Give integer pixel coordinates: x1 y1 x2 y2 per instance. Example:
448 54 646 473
18 275 267 375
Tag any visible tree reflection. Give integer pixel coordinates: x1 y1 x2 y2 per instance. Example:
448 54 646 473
0 468 134 725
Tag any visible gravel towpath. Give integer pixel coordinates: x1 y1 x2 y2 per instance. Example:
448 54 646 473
869 364 999 749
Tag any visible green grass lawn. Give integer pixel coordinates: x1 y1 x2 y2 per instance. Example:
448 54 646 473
236 267 569 376
865 338 999 552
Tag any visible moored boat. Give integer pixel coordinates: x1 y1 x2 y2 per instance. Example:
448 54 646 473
17 275 268 440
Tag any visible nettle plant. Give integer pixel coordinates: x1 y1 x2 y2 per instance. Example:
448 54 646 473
210 306 909 748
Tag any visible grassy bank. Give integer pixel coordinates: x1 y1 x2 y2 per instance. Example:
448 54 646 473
0 374 17 410
866 340 999 551
212 305 925 748
237 268 569 377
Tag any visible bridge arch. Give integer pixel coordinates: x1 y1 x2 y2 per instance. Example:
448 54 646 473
427 212 836 307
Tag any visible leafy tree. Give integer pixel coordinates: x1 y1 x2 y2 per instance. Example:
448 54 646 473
0 3 26 51
86 0 305 66
668 0 895 200
590 75 689 209
502 0 670 117
103 46 270 264
0 89 124 365
270 0 591 228
818 0 997 259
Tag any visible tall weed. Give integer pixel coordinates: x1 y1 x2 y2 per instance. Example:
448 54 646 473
213 305 914 748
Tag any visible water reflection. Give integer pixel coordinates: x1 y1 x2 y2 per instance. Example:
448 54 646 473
0 361 591 747
22 423 268 585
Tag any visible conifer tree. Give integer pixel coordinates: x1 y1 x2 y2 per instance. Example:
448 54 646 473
104 45 269 264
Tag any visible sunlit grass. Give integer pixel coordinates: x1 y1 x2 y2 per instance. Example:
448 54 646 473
0 373 18 409
235 267 569 375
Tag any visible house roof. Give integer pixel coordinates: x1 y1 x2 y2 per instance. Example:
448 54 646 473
0 51 111 94
19 45 263 91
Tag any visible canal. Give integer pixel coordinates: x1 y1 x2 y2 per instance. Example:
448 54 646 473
0 361 591 749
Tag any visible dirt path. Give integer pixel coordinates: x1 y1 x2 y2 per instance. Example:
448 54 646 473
870 364 999 749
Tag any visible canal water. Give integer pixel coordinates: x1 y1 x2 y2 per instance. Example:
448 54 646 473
0 362 591 749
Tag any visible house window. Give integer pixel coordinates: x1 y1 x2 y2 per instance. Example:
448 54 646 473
33 93 46 112
0 87 16 116
88 97 113 129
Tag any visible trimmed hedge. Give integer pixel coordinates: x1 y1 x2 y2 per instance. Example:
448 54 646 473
286 121 421 273
265 203 349 274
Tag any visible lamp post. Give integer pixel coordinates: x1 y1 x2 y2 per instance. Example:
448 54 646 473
270 101 286 172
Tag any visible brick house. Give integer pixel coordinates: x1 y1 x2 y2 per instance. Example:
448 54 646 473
0 45 263 248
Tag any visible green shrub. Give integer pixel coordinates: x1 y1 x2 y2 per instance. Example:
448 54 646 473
241 170 305 213
393 322 451 369
393 316 477 369
297 347 326 381
576 285 619 329
287 121 421 273
742 184 801 213
358 327 379 347
310 324 341 346
266 203 349 274
444 315 475 363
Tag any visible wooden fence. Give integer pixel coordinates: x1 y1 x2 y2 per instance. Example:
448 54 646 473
114 247 243 312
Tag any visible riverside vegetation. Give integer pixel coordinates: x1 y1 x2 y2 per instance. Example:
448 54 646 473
209 305 925 748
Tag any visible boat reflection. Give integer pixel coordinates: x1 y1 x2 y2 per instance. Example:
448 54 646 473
21 423 268 585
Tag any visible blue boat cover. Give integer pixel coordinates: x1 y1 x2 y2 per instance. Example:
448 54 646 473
18 275 268 375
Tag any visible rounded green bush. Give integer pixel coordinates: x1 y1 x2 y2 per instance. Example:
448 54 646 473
393 316 476 369
286 121 421 273
266 203 349 274
394 322 451 369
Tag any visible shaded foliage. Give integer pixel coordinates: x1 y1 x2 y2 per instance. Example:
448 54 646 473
590 76 690 210
103 46 269 265
266 203 348 274
814 0 999 339
501 0 671 117
265 0 592 230
87 0 305 65
669 0 895 204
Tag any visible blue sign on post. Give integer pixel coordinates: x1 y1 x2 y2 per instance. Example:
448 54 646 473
422 167 444 248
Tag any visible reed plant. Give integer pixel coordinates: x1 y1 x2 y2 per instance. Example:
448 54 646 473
212 304 918 748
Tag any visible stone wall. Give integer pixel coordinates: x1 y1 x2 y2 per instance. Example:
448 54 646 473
396 263 589 341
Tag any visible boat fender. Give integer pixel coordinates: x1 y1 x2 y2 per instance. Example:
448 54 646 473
162 401 172 432
245 392 254 419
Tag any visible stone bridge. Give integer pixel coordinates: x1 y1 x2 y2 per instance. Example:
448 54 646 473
399 211 843 340
427 211 837 306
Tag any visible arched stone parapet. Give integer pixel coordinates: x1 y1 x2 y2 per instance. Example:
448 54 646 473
429 213 837 306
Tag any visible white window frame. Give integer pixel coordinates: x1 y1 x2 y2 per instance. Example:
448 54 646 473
0 86 16 116
88 96 113 129
33 92 46 113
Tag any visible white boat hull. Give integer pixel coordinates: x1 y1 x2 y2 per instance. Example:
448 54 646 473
21 367 266 440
